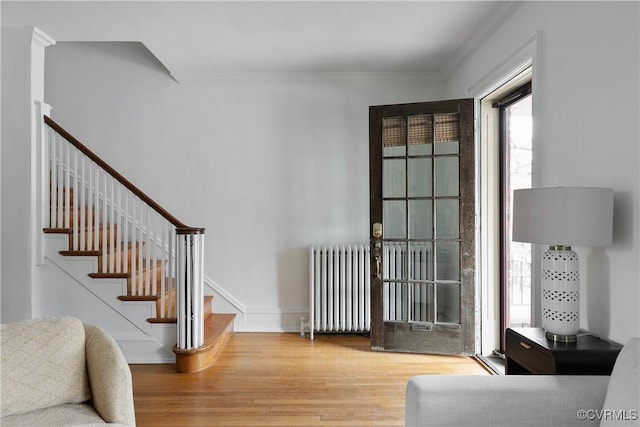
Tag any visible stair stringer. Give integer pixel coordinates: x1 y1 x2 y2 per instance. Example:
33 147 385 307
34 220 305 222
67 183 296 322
42 233 178 363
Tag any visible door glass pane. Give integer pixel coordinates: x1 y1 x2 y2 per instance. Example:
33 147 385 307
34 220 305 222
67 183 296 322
383 241 407 281
411 283 434 322
436 283 460 323
409 200 432 239
434 156 459 196
435 199 459 239
383 159 406 198
383 117 406 157
408 158 432 197
384 282 408 322
384 145 406 157
408 114 432 156
436 242 459 281
383 201 406 239
434 140 459 155
409 241 432 281
434 113 459 155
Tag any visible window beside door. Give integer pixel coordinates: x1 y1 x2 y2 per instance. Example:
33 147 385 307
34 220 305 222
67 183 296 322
500 90 532 328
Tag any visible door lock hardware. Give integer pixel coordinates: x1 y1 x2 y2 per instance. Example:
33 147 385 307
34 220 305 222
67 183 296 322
372 222 383 239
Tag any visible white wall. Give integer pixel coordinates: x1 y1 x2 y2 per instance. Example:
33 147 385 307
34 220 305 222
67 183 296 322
1 28 32 322
43 41 444 331
444 1 639 344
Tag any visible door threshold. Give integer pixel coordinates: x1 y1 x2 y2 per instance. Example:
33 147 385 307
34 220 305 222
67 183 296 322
474 353 505 375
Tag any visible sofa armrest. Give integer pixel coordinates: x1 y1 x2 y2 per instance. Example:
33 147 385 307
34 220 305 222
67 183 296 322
405 375 609 427
84 324 136 426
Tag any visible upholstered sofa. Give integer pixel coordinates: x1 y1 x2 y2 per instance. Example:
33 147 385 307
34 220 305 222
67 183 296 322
1 316 136 426
406 337 639 427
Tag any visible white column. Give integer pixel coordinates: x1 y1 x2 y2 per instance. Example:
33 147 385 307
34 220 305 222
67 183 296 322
1 27 55 322
176 229 205 350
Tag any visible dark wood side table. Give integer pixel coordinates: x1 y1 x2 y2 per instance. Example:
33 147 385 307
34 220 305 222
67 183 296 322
505 327 622 375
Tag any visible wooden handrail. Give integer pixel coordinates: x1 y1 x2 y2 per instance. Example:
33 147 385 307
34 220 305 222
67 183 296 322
44 115 191 229
176 227 206 235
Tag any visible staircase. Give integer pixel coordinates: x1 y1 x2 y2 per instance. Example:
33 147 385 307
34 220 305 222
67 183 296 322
39 113 235 373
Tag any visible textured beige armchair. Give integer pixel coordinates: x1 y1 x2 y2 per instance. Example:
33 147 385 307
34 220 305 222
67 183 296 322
1 317 136 426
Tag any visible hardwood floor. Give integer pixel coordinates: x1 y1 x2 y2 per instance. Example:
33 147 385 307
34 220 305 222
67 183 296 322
130 333 490 426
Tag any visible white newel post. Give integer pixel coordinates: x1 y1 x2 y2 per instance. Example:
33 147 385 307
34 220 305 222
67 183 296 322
176 228 205 350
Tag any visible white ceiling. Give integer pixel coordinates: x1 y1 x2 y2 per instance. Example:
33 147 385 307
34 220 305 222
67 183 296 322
2 1 509 78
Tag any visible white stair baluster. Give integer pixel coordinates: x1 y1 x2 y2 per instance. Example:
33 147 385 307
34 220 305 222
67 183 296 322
79 154 86 251
109 178 115 273
138 201 144 296
50 130 58 228
151 211 157 298
131 197 138 296
72 147 79 250
63 139 70 229
144 206 151 295
93 165 98 251
159 221 167 318
168 227 175 318
102 170 108 273
123 189 129 276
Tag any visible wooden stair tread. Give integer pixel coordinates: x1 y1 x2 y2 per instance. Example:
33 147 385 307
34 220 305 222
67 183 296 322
60 242 142 255
61 244 144 272
148 317 177 324
44 224 115 233
96 242 145 274
145 294 212 324
88 259 164 278
175 313 236 353
89 272 130 279
119 295 159 301
44 227 76 234
45 225 118 252
60 250 101 256
173 313 236 373
203 313 236 342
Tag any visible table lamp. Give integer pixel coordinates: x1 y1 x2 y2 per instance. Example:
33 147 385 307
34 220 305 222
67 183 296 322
512 187 614 342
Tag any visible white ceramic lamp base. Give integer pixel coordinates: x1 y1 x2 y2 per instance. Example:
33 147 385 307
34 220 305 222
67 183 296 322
541 246 580 342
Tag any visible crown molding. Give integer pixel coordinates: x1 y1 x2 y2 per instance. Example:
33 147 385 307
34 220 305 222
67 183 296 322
32 26 56 48
170 70 443 84
442 1 524 78
1 26 56 47
464 31 537 98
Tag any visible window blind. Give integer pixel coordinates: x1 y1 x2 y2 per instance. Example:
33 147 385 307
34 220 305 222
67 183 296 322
383 113 459 147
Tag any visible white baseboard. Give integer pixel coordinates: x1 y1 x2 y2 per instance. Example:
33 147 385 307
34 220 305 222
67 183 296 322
113 332 176 364
232 308 309 333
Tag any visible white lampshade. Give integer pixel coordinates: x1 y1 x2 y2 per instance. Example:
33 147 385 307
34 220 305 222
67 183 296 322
513 187 614 247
